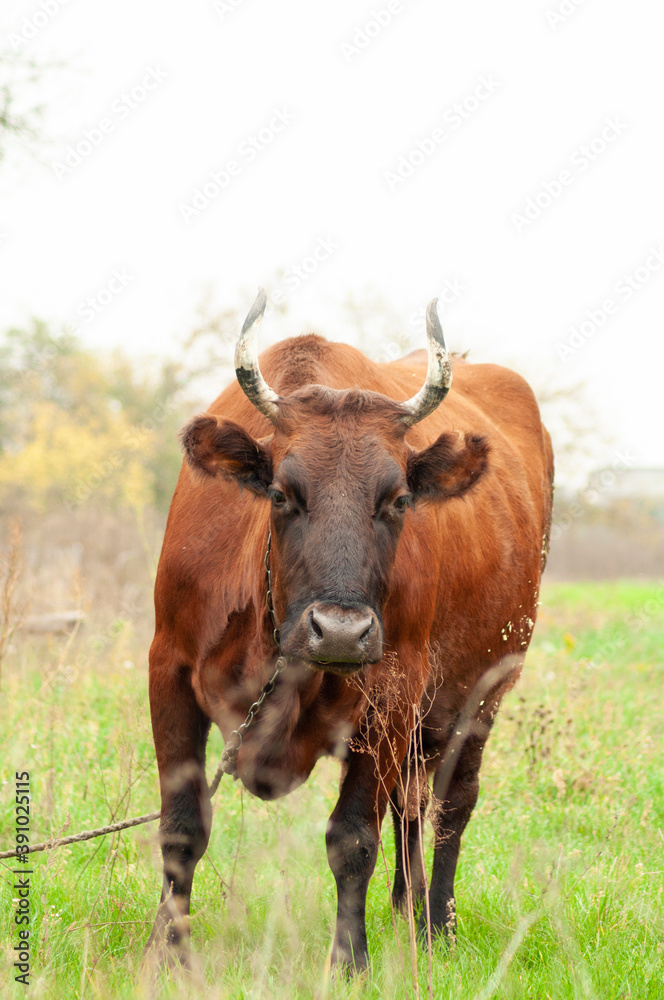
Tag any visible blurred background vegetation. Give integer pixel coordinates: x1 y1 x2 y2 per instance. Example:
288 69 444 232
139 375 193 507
0 316 211 635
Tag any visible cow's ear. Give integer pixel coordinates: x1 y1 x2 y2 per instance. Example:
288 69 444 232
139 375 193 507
181 414 273 496
406 432 489 501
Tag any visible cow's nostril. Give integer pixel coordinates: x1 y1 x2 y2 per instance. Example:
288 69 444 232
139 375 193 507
310 615 324 640
359 621 374 643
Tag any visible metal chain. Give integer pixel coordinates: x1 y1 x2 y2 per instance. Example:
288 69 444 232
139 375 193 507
211 525 286 790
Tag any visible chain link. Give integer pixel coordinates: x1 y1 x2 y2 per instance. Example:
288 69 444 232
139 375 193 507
235 654 286 737
211 526 285 789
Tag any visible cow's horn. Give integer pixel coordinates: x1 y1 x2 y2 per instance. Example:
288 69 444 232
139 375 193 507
400 298 453 426
235 287 281 424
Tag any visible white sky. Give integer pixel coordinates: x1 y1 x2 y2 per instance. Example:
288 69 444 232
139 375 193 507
1 0 663 485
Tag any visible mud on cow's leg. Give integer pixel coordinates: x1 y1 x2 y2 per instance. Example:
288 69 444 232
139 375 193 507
424 732 486 941
145 656 212 964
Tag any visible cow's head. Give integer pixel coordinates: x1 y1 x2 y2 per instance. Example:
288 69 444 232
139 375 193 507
182 289 488 675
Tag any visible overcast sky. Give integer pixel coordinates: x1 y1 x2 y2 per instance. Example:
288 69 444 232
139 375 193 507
2 0 663 485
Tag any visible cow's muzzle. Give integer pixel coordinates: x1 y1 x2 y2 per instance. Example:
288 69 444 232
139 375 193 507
284 602 383 673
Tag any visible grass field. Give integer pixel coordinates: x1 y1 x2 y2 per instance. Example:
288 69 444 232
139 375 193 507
1 581 663 999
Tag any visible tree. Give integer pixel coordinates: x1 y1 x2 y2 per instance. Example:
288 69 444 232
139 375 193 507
0 322 193 513
0 48 45 164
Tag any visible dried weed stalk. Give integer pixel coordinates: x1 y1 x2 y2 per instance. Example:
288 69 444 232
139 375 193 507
0 517 26 685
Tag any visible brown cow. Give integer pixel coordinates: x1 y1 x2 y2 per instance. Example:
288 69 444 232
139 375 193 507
146 289 554 971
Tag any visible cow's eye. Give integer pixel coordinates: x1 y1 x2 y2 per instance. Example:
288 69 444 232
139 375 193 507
394 495 411 511
271 490 287 506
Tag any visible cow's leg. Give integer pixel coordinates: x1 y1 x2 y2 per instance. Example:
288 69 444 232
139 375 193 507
390 799 427 913
145 656 211 964
423 732 486 939
390 745 429 914
326 721 411 971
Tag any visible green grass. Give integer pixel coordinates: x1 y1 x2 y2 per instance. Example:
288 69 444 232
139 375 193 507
1 581 663 998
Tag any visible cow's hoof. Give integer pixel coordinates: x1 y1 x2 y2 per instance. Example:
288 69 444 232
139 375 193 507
416 915 456 951
143 918 192 975
142 939 191 974
330 943 370 977
393 886 426 918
